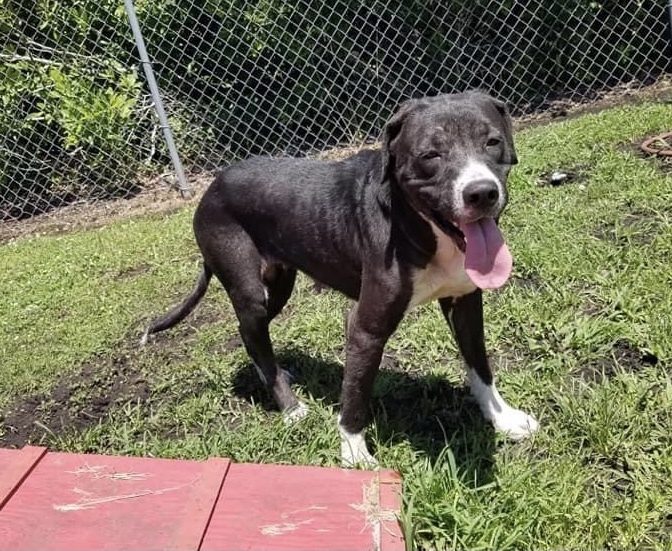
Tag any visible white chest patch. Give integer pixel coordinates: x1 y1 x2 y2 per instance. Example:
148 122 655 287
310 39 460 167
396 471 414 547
407 221 476 310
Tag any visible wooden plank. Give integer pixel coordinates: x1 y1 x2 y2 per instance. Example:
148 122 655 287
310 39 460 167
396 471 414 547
378 470 405 551
167 457 230 551
0 446 47 510
0 452 231 551
201 463 403 551
0 448 403 550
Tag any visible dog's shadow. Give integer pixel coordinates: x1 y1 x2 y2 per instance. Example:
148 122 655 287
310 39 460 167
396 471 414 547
231 347 497 484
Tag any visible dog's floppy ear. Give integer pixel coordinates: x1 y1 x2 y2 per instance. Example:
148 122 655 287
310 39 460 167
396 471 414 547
379 98 422 182
486 95 518 165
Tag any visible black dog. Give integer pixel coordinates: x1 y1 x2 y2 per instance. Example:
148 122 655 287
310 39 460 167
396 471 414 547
143 90 538 466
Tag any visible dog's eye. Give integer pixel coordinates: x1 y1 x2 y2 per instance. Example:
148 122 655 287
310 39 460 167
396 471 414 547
419 151 441 160
486 137 502 148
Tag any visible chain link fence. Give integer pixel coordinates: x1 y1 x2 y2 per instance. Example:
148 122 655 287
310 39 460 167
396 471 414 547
1 0 670 221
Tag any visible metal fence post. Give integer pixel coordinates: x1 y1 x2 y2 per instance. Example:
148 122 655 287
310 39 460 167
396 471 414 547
668 0 672 54
123 0 191 198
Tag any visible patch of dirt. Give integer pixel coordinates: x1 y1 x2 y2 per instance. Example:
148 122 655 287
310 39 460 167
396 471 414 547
583 453 636 499
664 513 672 536
592 206 664 247
581 294 606 318
0 298 231 448
510 271 543 291
0 172 213 245
576 338 658 385
221 333 244 352
112 262 152 281
514 75 672 130
1 353 150 449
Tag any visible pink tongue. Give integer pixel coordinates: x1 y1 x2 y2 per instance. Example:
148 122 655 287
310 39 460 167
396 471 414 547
460 218 512 289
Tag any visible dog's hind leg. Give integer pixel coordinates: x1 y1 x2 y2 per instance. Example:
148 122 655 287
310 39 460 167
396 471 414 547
262 262 297 322
262 262 299 386
201 229 305 423
439 292 539 440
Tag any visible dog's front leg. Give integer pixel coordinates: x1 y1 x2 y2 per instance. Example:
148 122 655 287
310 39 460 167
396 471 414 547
339 283 406 467
439 291 538 440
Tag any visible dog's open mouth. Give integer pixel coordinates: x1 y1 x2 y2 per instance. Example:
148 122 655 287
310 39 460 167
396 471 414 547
429 210 513 290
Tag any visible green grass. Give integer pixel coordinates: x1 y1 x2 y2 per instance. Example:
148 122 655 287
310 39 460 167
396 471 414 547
2 100 672 550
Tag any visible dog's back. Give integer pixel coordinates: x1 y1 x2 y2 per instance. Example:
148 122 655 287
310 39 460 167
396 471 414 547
195 151 382 298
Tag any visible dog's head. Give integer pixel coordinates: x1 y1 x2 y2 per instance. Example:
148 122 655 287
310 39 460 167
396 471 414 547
379 90 518 288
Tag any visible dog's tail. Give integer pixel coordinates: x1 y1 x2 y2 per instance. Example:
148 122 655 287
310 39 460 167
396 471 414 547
140 265 212 346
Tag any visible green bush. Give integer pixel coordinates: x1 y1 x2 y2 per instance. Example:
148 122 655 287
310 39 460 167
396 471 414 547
1 2 142 215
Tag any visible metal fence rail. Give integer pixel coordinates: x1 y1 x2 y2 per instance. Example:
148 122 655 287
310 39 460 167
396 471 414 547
1 0 669 221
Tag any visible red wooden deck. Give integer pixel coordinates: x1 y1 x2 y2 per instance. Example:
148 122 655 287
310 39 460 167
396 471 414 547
0 446 403 551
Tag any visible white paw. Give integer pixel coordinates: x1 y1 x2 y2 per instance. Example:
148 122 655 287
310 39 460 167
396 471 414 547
283 401 309 425
338 417 378 469
491 407 539 441
341 440 379 469
468 370 539 441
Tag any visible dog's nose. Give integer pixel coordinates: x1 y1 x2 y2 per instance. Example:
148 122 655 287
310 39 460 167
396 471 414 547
462 179 499 210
